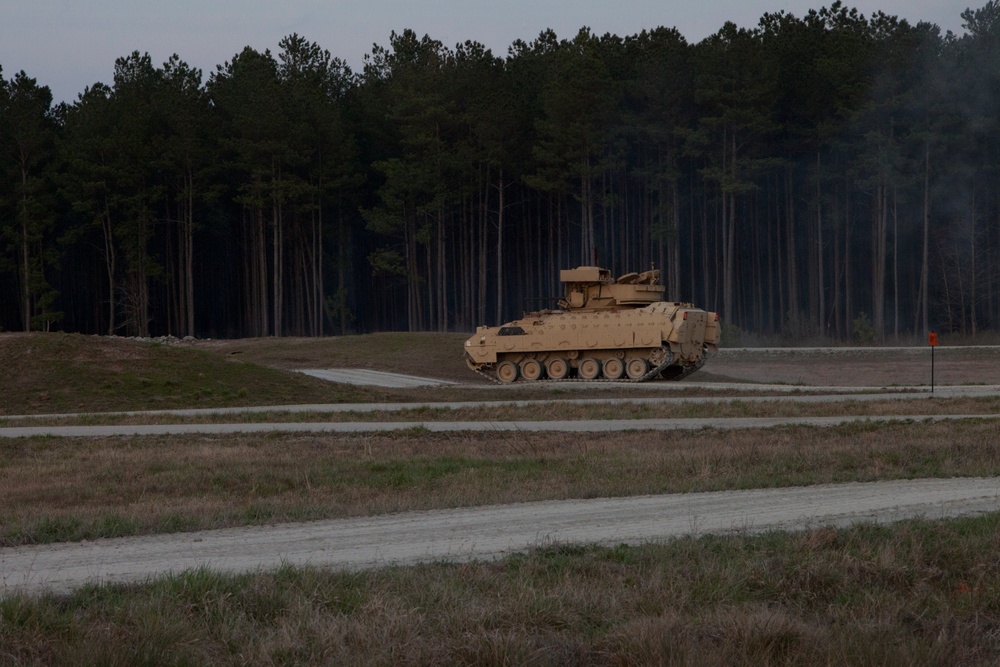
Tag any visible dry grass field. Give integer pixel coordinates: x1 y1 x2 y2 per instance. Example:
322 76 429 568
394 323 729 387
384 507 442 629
4 395 1000 427
3 420 1000 548
2 332 999 664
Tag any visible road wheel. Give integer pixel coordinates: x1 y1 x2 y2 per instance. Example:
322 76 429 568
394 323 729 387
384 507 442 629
546 358 569 380
602 358 624 380
496 360 519 383
626 358 648 379
578 358 600 380
649 346 671 368
521 359 543 381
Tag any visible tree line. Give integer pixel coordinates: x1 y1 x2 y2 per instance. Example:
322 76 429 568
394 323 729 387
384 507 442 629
2 2 1000 342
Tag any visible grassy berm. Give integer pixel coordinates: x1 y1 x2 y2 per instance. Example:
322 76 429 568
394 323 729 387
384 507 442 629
0 332 377 415
190 331 470 379
3 516 1000 665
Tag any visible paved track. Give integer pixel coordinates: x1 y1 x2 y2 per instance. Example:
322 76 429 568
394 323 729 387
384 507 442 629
298 369 456 387
3 477 997 596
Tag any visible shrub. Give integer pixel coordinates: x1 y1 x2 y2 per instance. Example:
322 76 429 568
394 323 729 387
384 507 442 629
720 321 741 347
852 313 876 344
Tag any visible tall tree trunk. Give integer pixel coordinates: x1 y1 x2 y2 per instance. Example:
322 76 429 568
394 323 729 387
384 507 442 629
701 191 710 308
338 201 350 335
313 189 323 337
185 172 195 337
892 184 899 340
495 168 505 324
785 166 798 330
728 192 735 322
584 167 591 266
478 165 488 325
257 206 268 336
970 187 978 336
872 180 888 341
671 179 681 300
816 150 825 337
844 169 852 334
19 194 30 331
272 190 283 337
831 170 842 337
919 141 930 336
17 157 37 331
437 211 446 332
101 202 117 335
405 209 420 331
553 196 560 290
425 222 434 331
688 177 696 306
833 209 842 338
767 173 777 333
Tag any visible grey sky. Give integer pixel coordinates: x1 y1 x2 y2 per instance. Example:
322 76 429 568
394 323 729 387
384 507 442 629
0 1 977 104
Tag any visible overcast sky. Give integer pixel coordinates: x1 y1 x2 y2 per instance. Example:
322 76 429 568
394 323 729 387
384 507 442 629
0 0 977 104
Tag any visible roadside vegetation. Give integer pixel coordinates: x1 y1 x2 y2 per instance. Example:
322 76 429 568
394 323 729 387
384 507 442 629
3 514 999 665
3 420 999 547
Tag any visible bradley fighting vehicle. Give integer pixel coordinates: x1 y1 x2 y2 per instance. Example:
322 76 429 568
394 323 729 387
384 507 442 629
464 266 720 383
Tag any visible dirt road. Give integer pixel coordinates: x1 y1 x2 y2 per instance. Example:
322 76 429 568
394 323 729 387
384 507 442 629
709 345 1000 387
2 412 998 438
3 477 997 597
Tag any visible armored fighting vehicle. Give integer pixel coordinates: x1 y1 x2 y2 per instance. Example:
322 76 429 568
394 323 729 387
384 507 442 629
464 266 720 383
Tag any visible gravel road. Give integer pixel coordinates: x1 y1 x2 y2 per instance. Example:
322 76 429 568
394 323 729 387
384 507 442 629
2 412 998 438
3 477 997 597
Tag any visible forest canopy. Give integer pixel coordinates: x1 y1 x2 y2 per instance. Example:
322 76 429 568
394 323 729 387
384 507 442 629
2 2 1000 342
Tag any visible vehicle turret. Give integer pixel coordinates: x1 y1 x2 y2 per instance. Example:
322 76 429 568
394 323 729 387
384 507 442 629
558 266 665 310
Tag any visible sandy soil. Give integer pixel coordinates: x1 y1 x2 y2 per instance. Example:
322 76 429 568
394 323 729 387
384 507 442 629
3 477 998 596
